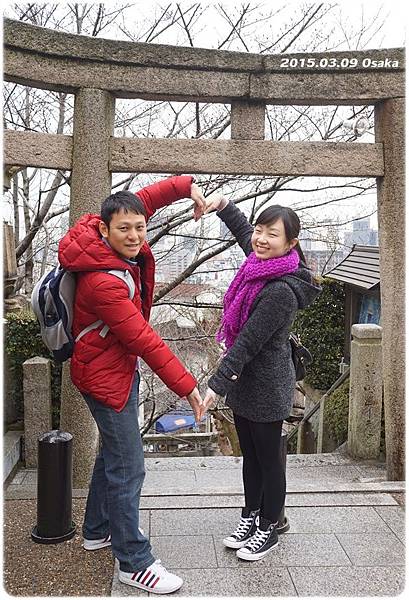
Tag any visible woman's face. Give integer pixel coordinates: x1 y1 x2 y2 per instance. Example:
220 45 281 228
251 217 298 260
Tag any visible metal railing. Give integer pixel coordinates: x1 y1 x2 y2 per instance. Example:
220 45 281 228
287 368 350 452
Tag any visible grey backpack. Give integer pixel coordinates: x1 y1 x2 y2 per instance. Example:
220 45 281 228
31 265 135 362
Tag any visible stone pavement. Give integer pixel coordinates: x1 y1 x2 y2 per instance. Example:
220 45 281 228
5 452 406 596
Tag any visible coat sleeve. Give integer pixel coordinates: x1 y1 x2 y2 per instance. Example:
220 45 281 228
87 275 197 398
208 283 297 396
217 202 254 256
136 175 194 221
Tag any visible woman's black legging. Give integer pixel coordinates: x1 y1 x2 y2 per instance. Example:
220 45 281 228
233 412 286 523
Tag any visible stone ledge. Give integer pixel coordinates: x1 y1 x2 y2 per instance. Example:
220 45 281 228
4 19 404 73
143 453 384 470
5 483 405 502
3 431 22 483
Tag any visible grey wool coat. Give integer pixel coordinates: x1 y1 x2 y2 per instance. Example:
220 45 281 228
208 202 321 422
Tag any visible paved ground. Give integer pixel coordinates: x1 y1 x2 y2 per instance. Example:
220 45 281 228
3 497 114 596
4 452 406 597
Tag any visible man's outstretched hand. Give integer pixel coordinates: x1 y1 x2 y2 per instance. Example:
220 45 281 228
190 183 207 221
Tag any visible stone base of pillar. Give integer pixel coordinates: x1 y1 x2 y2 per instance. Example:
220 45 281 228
347 324 383 460
59 365 98 488
23 357 52 468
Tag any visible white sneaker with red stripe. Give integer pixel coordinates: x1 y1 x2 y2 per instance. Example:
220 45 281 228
83 527 144 551
119 559 183 594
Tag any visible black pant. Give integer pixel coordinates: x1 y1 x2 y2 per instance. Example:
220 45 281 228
234 413 285 523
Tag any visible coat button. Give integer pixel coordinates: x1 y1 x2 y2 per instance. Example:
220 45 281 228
231 374 238 380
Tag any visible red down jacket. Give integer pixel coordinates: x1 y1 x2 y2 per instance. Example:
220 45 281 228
58 175 197 411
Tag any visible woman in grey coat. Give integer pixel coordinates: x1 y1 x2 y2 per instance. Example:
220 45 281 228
201 194 321 562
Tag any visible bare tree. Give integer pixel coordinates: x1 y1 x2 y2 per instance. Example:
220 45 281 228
4 2 391 437
4 2 383 294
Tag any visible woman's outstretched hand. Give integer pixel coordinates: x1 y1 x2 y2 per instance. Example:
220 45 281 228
186 386 204 423
199 387 217 420
190 186 227 221
191 183 207 221
204 192 228 214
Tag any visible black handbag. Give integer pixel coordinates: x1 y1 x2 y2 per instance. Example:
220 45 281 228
289 333 312 381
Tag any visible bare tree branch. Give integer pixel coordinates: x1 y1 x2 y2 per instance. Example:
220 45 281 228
154 238 236 302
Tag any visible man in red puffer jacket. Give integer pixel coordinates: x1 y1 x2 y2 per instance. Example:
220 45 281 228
58 175 205 594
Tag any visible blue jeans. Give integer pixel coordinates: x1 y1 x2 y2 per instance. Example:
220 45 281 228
82 372 155 573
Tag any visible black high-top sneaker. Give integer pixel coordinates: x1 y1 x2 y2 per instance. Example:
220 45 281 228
223 508 259 549
236 516 279 561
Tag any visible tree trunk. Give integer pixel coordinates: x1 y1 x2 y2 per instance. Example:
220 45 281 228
212 410 241 456
21 170 34 295
12 173 19 246
40 226 50 277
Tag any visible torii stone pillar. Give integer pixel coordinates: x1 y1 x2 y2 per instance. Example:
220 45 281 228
347 324 383 460
375 98 405 480
231 100 266 140
59 89 115 487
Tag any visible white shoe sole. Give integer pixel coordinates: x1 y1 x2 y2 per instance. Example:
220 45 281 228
82 539 111 551
223 537 249 549
83 527 144 551
236 539 279 561
118 573 183 594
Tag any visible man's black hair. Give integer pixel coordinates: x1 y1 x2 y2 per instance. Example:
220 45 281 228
100 191 147 226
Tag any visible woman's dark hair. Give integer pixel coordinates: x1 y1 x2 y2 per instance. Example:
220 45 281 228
255 204 307 265
100 191 147 226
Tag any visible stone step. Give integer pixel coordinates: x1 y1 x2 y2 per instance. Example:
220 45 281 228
139 491 400 509
5 453 404 502
5 479 405 502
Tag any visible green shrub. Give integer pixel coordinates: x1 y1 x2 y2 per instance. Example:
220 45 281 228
323 379 350 446
4 310 62 428
323 378 386 456
293 277 345 390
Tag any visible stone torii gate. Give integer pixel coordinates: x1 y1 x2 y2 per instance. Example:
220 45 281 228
4 19 405 484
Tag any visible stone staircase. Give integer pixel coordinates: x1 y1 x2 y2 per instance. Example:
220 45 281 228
5 452 405 596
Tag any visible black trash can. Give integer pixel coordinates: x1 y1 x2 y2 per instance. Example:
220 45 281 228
277 431 290 534
31 430 76 544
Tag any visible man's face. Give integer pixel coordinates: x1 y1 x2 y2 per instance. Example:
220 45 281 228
99 209 147 259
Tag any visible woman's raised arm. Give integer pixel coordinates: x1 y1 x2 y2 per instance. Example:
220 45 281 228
205 193 253 256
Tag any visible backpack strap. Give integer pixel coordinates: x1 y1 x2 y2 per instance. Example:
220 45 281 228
75 269 136 342
106 269 135 300
75 320 104 342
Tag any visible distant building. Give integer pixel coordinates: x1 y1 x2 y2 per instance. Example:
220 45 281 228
195 245 242 287
303 249 344 276
300 238 312 251
154 235 198 282
219 219 230 239
344 218 378 247
153 282 222 327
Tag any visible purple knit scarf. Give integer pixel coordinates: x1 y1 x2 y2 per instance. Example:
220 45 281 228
216 249 300 350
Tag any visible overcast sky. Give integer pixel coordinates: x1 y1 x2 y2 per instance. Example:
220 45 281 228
3 1 405 238
327 0 406 47
93 0 406 49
